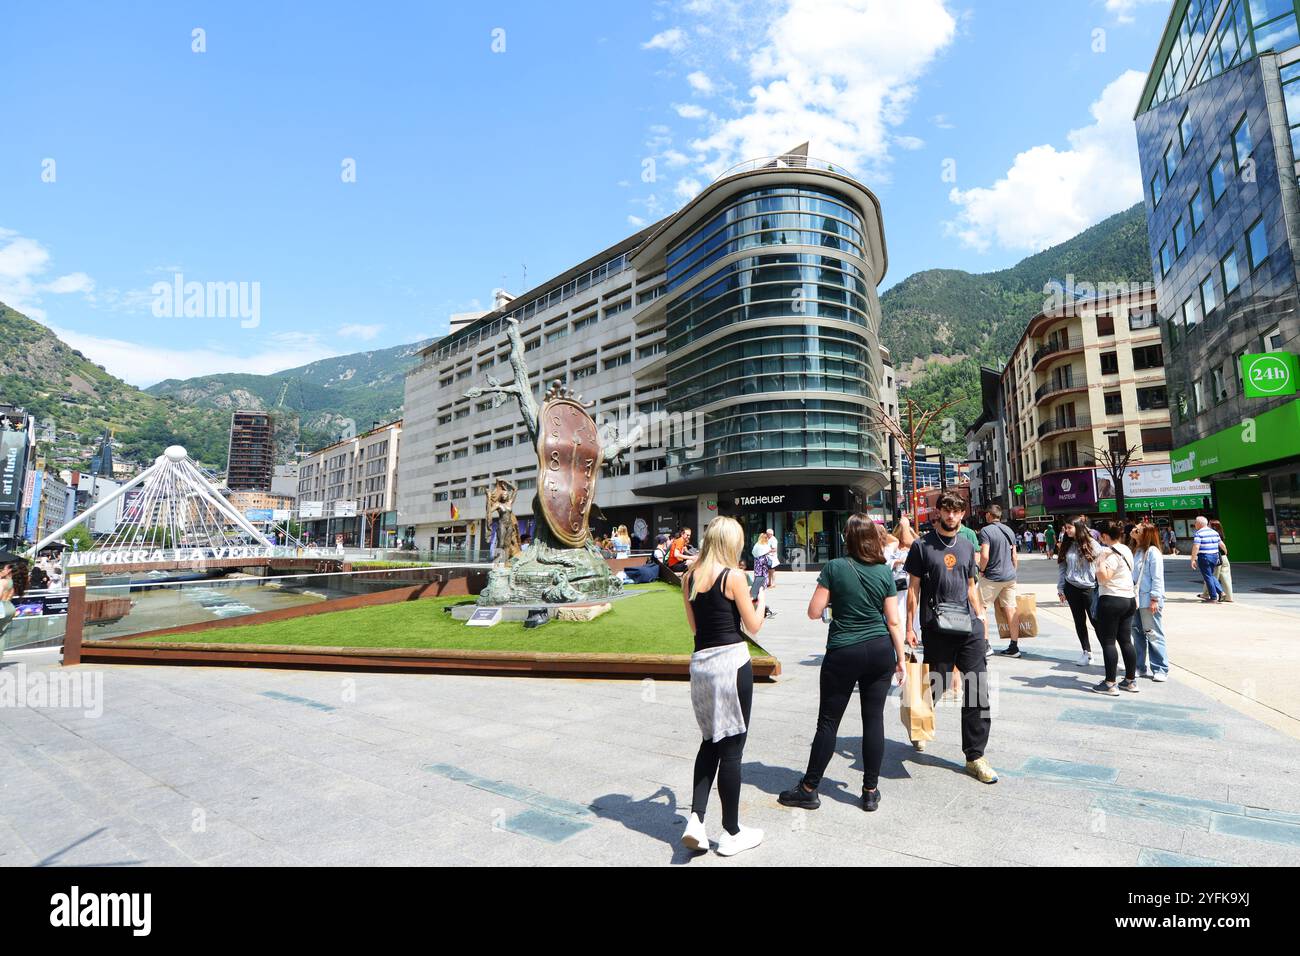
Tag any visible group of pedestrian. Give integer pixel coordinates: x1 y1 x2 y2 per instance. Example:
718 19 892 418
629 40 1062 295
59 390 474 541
678 493 999 858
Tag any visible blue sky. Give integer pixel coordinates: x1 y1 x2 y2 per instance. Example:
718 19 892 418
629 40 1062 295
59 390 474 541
1 0 1173 386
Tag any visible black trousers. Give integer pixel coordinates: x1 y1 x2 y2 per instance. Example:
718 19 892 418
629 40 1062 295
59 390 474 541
1095 596 1137 683
691 660 753 835
921 619 991 761
1062 581 1096 652
801 638 897 792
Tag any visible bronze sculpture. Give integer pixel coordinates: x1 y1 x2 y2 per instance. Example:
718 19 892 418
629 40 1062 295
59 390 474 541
465 318 641 604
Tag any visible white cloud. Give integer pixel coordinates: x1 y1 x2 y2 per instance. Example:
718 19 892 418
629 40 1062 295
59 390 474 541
674 102 709 119
1105 0 1167 25
0 228 96 321
680 0 958 180
945 70 1147 253
48 325 338 388
627 214 647 227
895 135 925 151
643 28 687 52
687 70 715 93
675 177 703 201
337 322 383 341
663 149 691 167
931 113 955 129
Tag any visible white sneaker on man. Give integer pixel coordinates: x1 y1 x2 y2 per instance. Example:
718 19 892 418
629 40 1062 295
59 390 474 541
680 813 709 851
715 825 763 857
1152 672 1168 683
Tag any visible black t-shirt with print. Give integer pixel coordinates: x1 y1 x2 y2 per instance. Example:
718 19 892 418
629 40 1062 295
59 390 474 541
904 529 978 628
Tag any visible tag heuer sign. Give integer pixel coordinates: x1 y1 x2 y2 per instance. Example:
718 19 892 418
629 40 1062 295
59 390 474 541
537 397 603 547
1241 352 1299 398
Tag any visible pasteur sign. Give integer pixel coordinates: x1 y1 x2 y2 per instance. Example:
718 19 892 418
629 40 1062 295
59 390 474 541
538 397 603 547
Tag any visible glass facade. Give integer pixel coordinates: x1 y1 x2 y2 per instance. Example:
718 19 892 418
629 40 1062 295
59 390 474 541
1137 51 1300 449
662 184 884 488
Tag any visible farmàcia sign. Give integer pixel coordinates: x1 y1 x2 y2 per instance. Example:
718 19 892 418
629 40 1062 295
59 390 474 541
1240 352 1299 398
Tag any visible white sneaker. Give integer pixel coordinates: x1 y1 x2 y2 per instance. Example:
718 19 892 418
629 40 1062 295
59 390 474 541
680 813 709 852
1076 650 1092 666
715 825 763 857
1152 672 1168 683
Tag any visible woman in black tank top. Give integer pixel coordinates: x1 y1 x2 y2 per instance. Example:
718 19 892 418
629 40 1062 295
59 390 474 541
678 516 767 858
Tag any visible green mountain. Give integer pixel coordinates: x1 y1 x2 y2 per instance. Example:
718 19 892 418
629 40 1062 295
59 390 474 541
145 338 433 449
0 301 231 469
881 202 1154 456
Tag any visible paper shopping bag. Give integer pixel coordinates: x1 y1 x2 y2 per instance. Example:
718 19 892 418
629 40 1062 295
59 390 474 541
899 652 935 742
995 593 1039 639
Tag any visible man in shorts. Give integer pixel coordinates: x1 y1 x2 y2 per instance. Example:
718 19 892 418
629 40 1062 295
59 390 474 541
978 505 1022 657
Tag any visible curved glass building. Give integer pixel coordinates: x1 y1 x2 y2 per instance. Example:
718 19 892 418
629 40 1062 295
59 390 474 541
400 148 890 566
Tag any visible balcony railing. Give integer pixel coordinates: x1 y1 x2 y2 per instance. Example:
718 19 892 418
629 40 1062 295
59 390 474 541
1038 413 1092 439
1141 438 1174 452
1040 455 1096 473
1035 378 1085 401
713 154 857 183
1031 335 1086 368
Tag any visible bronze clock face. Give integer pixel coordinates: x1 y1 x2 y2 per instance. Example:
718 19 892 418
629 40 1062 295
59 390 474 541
536 398 603 547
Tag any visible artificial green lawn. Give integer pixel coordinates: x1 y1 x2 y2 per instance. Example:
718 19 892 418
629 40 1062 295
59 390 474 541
138 582 771 656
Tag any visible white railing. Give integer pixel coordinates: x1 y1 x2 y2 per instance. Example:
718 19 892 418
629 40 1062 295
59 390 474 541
713 155 857 183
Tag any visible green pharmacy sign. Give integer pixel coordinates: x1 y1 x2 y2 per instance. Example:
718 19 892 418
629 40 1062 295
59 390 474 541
1241 352 1299 398
1013 483 1025 497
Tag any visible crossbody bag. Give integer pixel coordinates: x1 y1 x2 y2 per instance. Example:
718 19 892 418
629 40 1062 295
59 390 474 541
924 533 973 638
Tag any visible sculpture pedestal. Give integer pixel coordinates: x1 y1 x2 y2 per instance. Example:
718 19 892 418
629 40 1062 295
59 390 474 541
477 539 624 606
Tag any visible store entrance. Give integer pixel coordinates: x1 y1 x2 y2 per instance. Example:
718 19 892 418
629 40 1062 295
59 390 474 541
736 510 843 568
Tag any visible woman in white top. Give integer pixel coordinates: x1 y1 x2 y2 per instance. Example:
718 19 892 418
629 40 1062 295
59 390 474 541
612 525 631 558
1091 519 1139 696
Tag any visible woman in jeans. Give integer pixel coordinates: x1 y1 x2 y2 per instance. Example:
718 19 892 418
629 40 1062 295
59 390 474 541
778 514 905 813
1056 519 1098 666
680 516 767 857
1130 522 1169 682
1091 519 1139 696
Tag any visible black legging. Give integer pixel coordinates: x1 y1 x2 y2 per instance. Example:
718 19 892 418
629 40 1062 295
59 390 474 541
1062 581 1096 652
1095 595 1137 683
691 660 753 835
801 638 896 791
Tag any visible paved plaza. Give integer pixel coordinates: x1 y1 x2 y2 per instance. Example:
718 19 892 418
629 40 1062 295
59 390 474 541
2 554 1300 867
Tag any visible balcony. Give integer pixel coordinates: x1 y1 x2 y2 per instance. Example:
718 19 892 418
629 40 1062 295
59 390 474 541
1037 413 1092 439
1142 438 1174 452
1035 378 1087 402
1040 455 1096 473
1032 335 1086 370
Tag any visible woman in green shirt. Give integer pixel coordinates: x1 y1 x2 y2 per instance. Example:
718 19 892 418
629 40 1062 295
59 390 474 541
778 514 906 813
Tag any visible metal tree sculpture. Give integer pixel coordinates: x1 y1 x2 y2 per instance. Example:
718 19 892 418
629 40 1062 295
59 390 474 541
872 397 964 517
1089 441 1142 521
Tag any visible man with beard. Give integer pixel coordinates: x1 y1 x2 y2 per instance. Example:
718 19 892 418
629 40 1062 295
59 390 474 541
905 491 997 783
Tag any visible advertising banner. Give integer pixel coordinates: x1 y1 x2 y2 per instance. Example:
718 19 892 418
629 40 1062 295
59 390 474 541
1094 463 1210 501
1042 468 1097 511
244 508 274 521
0 429 28 512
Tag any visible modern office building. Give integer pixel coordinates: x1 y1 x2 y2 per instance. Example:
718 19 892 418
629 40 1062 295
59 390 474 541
1135 0 1300 567
296 419 401 547
226 410 275 492
999 287 1211 527
398 147 890 566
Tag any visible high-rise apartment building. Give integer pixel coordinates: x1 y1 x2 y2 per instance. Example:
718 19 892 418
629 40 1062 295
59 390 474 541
226 410 275 492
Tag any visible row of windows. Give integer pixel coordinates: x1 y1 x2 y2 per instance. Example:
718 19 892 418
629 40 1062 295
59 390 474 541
1157 113 1254 276
668 211 866 287
667 255 868 329
666 187 864 272
666 447 881 479
670 331 872 391
1177 323 1288 417
667 366 875 411
1146 0 1297 112
1168 216 1270 345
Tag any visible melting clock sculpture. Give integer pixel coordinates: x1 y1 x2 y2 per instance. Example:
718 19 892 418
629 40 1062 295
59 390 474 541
465 318 641 605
